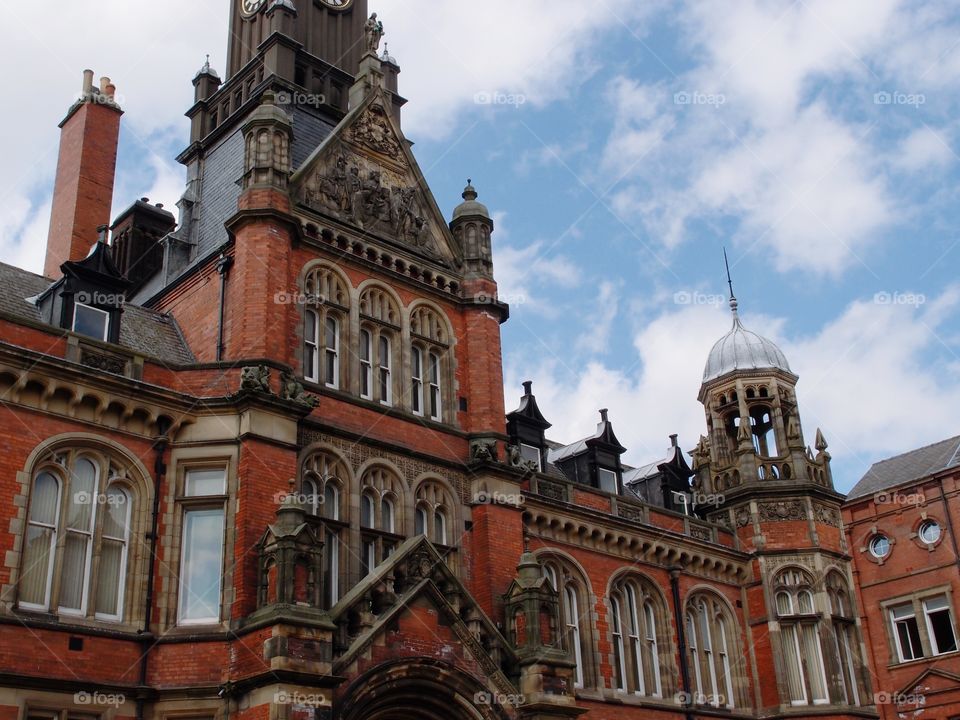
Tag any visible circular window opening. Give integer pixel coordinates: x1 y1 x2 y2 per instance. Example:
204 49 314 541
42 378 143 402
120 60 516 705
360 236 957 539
919 520 942 545
869 534 891 559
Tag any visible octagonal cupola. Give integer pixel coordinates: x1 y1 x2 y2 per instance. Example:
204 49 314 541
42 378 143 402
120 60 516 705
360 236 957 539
703 296 793 384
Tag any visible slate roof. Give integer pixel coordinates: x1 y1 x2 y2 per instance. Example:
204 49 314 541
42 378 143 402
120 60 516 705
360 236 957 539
847 434 960 500
0 261 195 366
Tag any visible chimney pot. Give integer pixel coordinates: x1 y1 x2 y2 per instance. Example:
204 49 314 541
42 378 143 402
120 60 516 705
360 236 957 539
600 409 609 423
523 381 533 395
670 433 679 447
156 203 164 209
100 76 111 93
141 197 149 203
105 83 116 99
82 69 94 96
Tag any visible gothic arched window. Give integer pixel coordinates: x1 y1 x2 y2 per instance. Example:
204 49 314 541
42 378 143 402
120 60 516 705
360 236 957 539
775 569 829 706
359 466 405 575
685 593 738 709
414 479 456 549
609 575 668 697
19 449 137 623
541 556 595 689
827 572 863 706
300 450 349 607
302 264 350 389
409 304 451 422
749 405 778 458
359 285 401 406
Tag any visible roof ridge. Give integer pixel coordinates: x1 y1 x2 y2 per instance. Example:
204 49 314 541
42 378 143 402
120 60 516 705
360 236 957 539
869 434 960 469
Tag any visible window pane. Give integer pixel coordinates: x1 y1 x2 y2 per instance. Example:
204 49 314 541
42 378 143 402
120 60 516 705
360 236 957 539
781 625 806 704
325 529 339 608
29 473 60 526
20 525 55 607
415 507 427 536
67 458 97 531
95 538 124 617
927 607 958 654
800 623 827 702
179 508 225 623
186 469 226 497
361 495 374 528
381 498 394 533
59 532 89 611
895 616 924 660
101 487 130 539
323 484 338 520
434 509 447 545
520 444 542 471
73 303 109 341
598 468 618 494
304 310 317 343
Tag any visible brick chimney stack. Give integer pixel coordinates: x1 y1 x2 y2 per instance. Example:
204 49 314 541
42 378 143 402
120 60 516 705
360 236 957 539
44 70 123 278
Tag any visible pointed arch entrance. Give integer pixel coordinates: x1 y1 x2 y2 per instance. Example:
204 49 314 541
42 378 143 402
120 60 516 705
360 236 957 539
337 659 512 720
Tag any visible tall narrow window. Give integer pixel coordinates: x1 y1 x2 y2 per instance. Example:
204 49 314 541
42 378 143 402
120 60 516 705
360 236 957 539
379 335 392 406
828 576 862 706
59 458 99 614
428 352 442 421
775 570 828 706
178 468 227 625
381 497 395 534
361 493 375 529
891 603 923 662
304 309 319 383
434 507 448 545
411 347 424 416
415 505 428 536
95 487 131 620
20 472 61 610
360 329 373 399
644 600 662 697
626 585 645 695
565 584 585 688
611 595 627 690
324 316 339 388
687 594 738 709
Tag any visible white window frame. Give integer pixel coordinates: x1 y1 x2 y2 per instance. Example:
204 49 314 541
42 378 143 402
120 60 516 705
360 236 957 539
428 351 442 421
611 595 627 691
72 302 110 341
94 486 131 622
177 468 227 626
359 328 373 400
19 473 62 612
324 315 340 389
565 584 585 688
891 603 924 662
923 595 957 656
520 443 542 472
58 457 100 616
411 346 424 416
379 334 393 406
304 308 320 383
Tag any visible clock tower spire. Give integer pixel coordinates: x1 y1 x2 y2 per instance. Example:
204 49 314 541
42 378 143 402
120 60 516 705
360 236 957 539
227 0 370 81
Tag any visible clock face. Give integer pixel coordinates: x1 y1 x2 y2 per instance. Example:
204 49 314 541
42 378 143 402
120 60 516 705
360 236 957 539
241 0 266 17
319 0 353 8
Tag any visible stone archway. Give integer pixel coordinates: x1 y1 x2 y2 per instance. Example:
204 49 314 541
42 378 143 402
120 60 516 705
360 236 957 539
337 659 511 720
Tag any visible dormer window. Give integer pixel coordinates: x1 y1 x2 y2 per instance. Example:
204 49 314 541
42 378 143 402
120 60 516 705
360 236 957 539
598 467 619 494
520 443 542 471
72 303 110 341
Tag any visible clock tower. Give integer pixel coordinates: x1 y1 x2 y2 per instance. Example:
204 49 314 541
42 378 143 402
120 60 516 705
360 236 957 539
227 0 370 80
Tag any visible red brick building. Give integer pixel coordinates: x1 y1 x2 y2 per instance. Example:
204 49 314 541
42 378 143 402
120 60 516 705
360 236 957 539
0 1 938 719
844 437 960 720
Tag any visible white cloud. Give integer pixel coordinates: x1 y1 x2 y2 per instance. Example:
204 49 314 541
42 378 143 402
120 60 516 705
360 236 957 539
507 288 960 493
891 126 955 173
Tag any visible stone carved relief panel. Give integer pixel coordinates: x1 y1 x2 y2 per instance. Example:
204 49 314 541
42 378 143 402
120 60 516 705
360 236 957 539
757 500 806 522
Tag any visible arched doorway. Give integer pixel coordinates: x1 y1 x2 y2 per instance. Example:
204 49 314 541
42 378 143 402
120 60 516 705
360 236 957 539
337 659 512 720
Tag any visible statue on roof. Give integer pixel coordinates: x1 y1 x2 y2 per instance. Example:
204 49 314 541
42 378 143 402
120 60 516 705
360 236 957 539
365 13 385 53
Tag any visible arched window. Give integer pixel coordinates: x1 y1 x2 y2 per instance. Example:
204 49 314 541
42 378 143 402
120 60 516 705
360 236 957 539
302 265 349 389
827 572 862 706
609 576 667 697
775 569 828 706
409 305 451 422
359 466 405 576
414 480 456 549
685 593 739 709
541 556 594 689
19 450 136 622
300 450 348 607
749 405 778 457
359 286 401 407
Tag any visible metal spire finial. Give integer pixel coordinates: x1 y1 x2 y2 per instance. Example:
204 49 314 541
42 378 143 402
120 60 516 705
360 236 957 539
723 248 739 317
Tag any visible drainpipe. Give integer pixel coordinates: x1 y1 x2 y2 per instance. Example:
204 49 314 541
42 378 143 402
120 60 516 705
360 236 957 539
669 564 695 720
216 253 233 361
136 429 169 720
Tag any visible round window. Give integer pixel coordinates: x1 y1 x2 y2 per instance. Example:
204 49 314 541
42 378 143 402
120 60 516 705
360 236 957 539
869 534 891 558
918 520 942 545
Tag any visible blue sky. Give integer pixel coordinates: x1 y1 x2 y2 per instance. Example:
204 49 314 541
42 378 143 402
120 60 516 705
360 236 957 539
3 0 960 492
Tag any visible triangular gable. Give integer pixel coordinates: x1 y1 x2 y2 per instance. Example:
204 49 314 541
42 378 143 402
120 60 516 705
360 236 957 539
328 536 519 707
896 666 960 698
291 89 463 268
